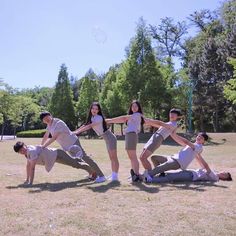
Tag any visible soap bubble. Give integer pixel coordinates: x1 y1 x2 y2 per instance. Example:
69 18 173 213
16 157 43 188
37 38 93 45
92 26 107 44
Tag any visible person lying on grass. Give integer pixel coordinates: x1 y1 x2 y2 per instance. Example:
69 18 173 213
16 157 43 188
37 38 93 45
13 141 97 186
147 157 232 183
144 131 211 182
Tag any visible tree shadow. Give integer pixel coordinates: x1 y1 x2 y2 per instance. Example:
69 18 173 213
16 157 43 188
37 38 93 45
146 181 228 192
6 178 95 193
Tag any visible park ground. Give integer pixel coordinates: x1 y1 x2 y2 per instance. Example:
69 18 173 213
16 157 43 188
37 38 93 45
0 133 236 236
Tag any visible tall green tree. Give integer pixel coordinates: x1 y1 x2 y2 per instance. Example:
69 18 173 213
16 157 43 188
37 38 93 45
77 70 100 123
116 17 166 117
50 64 76 129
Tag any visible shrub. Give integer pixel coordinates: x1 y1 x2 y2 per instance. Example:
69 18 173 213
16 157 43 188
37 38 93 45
16 129 46 138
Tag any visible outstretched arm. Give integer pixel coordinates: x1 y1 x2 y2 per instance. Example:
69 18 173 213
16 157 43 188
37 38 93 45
73 124 92 135
41 130 50 145
24 160 30 184
144 118 175 130
106 115 130 124
28 160 37 185
171 132 195 149
42 133 60 148
196 154 211 174
73 121 102 135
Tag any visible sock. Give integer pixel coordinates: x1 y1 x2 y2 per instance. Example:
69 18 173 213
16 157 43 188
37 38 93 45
112 172 118 180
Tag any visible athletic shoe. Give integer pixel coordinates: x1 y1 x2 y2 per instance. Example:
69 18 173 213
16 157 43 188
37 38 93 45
107 175 119 182
143 170 153 183
159 172 166 177
88 172 97 181
130 169 142 182
95 176 106 183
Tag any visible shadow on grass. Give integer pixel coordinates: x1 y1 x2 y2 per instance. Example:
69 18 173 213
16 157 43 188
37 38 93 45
146 181 228 192
87 181 159 193
6 178 95 193
87 180 121 193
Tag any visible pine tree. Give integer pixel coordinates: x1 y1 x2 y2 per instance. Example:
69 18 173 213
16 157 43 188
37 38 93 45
50 64 76 129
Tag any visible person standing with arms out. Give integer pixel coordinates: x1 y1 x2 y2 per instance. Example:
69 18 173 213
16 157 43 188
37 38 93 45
106 100 143 182
73 102 119 182
140 109 182 171
40 112 106 183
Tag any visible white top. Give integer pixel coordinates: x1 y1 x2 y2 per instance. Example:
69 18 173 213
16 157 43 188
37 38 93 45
91 115 104 136
46 118 77 151
125 112 141 134
157 121 177 140
26 145 57 172
190 169 219 182
172 143 203 170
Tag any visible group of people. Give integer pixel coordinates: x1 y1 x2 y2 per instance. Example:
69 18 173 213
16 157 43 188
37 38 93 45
13 100 232 186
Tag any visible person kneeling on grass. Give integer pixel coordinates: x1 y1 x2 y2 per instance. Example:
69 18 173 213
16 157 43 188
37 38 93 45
13 141 97 186
144 131 210 182
148 164 232 183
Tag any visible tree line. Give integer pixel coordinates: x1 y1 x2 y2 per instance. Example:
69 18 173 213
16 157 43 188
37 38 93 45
0 0 236 137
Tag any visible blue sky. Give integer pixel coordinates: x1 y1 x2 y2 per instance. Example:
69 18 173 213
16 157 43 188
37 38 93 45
0 0 222 89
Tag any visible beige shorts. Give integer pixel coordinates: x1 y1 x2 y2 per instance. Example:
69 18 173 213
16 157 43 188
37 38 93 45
102 130 117 151
144 132 164 153
125 132 138 150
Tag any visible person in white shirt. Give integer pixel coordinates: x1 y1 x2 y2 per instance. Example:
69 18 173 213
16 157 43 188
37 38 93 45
106 100 144 182
149 168 232 183
40 112 106 183
73 102 119 182
13 141 96 185
144 131 210 182
140 109 182 172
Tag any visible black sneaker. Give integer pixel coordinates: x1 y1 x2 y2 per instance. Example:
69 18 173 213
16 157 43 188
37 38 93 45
130 169 142 182
159 172 166 177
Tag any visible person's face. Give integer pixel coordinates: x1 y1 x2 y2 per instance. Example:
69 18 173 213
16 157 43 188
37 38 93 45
18 146 27 156
196 134 205 144
131 103 139 113
91 105 99 116
42 115 52 125
218 172 230 180
169 112 178 121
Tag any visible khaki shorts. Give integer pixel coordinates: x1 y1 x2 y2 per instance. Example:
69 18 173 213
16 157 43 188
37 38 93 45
102 130 117 151
125 132 138 150
144 132 164 153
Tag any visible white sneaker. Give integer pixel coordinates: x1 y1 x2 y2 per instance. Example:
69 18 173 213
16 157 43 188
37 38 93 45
95 176 106 183
143 170 153 183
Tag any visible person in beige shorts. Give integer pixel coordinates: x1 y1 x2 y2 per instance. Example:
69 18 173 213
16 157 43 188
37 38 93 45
39 112 106 183
74 102 119 182
13 141 96 186
140 109 182 172
106 100 144 182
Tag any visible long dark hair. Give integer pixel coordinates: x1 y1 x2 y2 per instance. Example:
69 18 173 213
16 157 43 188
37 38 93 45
86 102 108 132
127 100 144 125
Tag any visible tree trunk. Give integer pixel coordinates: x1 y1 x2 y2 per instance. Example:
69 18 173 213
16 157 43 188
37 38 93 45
120 123 124 136
1 120 5 141
111 124 114 133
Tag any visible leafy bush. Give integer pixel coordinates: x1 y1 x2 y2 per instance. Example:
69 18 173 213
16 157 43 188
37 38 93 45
17 129 46 138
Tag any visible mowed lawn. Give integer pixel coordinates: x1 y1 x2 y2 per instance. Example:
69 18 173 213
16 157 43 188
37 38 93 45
0 133 236 236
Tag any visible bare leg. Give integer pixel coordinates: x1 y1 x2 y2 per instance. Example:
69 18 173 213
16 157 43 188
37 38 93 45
127 150 140 175
140 148 153 170
108 149 119 173
151 155 168 167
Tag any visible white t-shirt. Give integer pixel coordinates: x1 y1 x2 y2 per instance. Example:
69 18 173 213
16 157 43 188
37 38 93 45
26 145 57 172
190 169 219 182
91 115 104 136
125 112 141 134
172 143 203 170
157 121 177 140
46 118 77 151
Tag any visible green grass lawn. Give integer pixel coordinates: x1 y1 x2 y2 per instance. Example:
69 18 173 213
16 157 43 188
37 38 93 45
0 133 236 236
